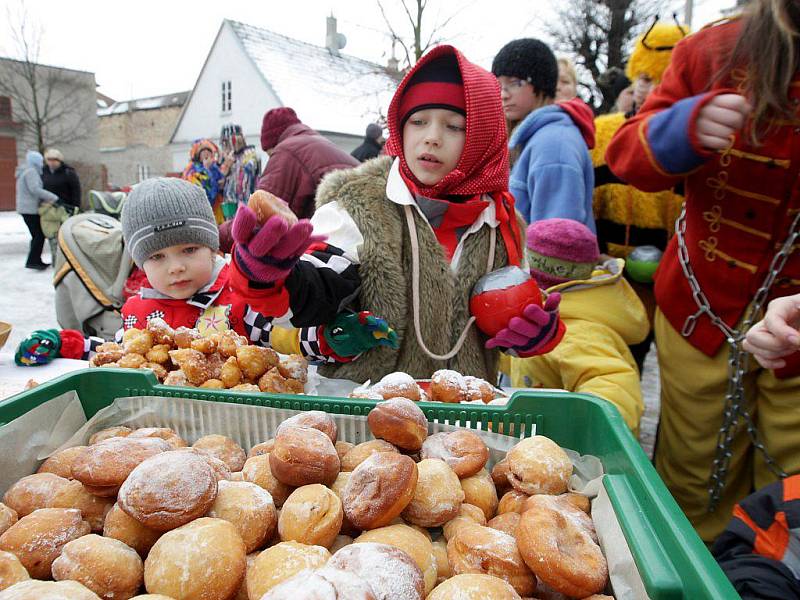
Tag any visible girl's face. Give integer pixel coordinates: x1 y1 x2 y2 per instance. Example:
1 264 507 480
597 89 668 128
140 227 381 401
556 66 577 102
402 108 466 187
142 244 215 300
199 148 213 163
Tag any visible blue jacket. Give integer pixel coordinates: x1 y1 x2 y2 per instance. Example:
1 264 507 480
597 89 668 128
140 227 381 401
509 105 595 232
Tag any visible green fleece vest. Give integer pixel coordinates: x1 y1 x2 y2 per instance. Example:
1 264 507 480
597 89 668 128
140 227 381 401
316 156 515 383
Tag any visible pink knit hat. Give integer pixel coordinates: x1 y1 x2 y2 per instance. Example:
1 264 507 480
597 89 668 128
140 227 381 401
526 218 599 289
260 107 301 151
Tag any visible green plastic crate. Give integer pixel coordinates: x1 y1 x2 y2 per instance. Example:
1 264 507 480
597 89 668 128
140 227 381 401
0 368 737 600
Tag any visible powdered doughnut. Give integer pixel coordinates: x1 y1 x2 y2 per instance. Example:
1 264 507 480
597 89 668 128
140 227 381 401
334 441 354 461
37 446 88 479
487 512 521 538
491 458 512 494
259 567 377 600
71 437 171 489
207 480 277 553
118 450 217 531
355 524 437 594
516 503 608 598
431 539 450 584
277 411 338 443
192 434 247 471
429 369 467 403
462 376 496 403
427 573 522 599
47 479 114 532
557 492 591 514
330 535 353 554
241 454 293 508
103 503 161 558
420 431 489 478
505 436 572 495
442 503 487 541
401 459 464 528
341 453 417 530
248 439 275 458
0 508 90 579
523 494 598 543
127 427 187 450
0 550 28 592
460 468 499 520
367 398 428 451
171 448 232 482
340 439 399 472
279 484 342 549
328 542 424 600
144 518 246 600
497 490 529 515
447 524 535 597
51 534 143 600
371 372 421 401
270 425 340 487
0 579 101 599
245 541 330 600
0 506 16 538
2 473 71 517
88 427 133 445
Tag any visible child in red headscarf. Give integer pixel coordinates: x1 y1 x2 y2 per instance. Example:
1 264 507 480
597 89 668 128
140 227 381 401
301 45 563 383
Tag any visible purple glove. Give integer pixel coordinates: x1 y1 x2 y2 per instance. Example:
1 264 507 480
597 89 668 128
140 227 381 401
232 205 325 284
485 293 565 357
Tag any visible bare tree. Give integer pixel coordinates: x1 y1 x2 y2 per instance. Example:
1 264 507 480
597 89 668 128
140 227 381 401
545 0 660 113
0 3 92 153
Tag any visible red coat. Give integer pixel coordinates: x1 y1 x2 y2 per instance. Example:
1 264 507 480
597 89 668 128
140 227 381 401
606 19 800 377
256 123 358 219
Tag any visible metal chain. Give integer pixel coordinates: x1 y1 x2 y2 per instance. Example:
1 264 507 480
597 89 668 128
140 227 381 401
675 205 800 510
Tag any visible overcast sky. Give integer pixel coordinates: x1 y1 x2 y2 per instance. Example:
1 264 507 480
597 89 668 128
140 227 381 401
0 0 734 101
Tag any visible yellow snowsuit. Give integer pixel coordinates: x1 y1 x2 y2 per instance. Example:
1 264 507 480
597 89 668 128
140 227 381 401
504 259 649 433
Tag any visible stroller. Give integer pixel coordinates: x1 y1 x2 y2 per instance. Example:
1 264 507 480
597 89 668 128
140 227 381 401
53 213 134 340
88 189 128 218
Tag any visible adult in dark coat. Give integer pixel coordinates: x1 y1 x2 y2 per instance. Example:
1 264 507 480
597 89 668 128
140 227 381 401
42 148 81 209
256 107 359 219
350 123 384 162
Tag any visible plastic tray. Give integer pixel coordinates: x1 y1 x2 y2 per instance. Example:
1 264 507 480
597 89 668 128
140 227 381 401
0 368 736 599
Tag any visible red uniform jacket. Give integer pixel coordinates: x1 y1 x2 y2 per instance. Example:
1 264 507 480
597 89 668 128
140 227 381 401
606 19 800 377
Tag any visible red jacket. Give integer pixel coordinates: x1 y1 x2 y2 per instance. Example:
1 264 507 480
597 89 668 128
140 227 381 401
606 19 800 377
256 123 359 219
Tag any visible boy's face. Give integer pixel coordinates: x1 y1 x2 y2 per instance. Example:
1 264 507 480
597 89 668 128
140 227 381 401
402 108 466 187
142 244 215 300
497 75 538 122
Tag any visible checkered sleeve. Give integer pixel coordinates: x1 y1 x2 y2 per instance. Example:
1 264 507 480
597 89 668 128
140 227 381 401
242 306 333 363
243 306 275 344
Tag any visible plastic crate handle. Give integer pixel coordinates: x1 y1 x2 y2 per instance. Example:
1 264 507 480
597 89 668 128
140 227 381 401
604 474 683 600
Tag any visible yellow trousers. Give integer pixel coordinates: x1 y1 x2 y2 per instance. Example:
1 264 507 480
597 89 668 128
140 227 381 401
654 309 800 542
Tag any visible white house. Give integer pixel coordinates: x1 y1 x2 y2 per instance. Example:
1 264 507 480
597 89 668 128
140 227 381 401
170 18 399 173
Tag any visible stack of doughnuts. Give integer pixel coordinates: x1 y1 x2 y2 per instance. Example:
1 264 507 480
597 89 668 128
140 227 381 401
350 369 500 405
0 407 612 599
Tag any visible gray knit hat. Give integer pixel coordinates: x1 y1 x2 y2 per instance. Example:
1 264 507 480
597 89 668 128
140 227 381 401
122 178 219 267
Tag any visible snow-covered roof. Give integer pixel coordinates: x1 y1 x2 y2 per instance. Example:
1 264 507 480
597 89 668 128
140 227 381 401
228 20 398 137
98 91 190 116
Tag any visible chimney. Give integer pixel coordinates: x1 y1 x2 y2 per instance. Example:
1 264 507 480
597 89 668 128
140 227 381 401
326 15 347 56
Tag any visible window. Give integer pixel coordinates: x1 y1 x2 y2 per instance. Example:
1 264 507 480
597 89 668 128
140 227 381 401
0 96 11 120
221 81 232 113
137 164 151 182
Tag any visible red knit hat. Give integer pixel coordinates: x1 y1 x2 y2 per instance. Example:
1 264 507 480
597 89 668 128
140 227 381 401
260 107 301 151
526 218 599 289
397 54 466 125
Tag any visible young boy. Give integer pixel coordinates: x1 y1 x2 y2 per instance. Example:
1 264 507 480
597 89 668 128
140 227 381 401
504 219 648 433
16 177 393 365
304 46 563 383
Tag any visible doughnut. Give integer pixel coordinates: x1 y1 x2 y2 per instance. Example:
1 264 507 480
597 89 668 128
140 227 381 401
328 542 424 600
462 376 496 403
420 431 489 478
442 503 487 541
214 329 247 359
355 524 437 594
557 492 591 514
447 524 535 597
371 372 421 402
207 480 277 553
491 458 512 494
2 473 70 517
0 508 90 579
258 566 377 600
167 349 214 385
47 479 114 532
431 539 450 584
118 450 217 531
497 490 529 515
127 427 187 450
270 425 340 487
248 190 299 226
340 440 398 472
248 439 275 458
241 454 293 508
145 344 171 365
258 368 304 394
145 317 175 346
123 329 153 355
276 354 308 383
401 459 464 528
0 579 101 599
0 506 15 538
51 534 143 600
523 494 598 543
144 518 246 600
334 441 354 461
506 436 572 495
171 448 232 482
278 484 343 549
487 512 521 538
245 541 330 600
235 345 279 381
0 550 28 592
220 356 243 388
341 453 417 530
277 411 337 444
516 502 608 598
172 326 200 349
367 398 428 451
103 503 161 558
192 434 247 471
429 370 466 403
37 446 88 479
330 534 353 554
460 468 499 520
427 573 522 599
71 437 171 489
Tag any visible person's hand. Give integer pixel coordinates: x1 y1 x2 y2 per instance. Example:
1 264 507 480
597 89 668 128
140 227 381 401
231 205 325 284
322 311 399 358
485 293 565 357
202 155 215 170
15 329 84 366
696 94 751 151
743 295 800 369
